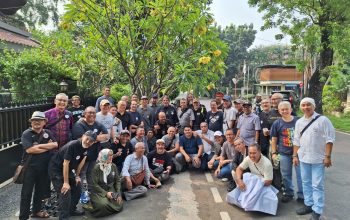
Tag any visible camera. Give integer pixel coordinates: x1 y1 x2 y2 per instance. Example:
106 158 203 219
111 192 119 200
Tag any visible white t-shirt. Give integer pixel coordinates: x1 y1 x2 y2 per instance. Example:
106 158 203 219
96 112 114 143
195 130 215 154
239 155 273 181
223 107 237 133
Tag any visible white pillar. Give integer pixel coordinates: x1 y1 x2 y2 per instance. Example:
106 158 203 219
344 86 350 113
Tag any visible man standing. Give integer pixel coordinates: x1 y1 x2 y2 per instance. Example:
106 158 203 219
68 95 85 123
149 93 160 126
270 101 303 203
215 91 224 110
95 87 115 112
176 126 204 171
206 100 224 132
258 98 272 156
96 100 115 149
293 98 335 220
232 99 244 134
116 100 131 130
138 96 153 132
236 101 261 147
191 98 207 131
177 98 195 134
49 131 97 219
19 112 58 220
157 95 178 126
45 93 73 149
222 95 237 134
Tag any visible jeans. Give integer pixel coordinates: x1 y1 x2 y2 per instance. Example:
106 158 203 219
175 153 201 170
51 174 82 220
300 162 325 214
213 160 232 179
80 160 96 191
279 154 303 198
19 167 50 220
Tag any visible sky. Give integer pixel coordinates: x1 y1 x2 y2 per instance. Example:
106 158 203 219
210 0 290 48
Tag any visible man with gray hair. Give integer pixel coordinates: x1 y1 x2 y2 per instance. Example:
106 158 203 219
293 97 335 220
45 93 73 149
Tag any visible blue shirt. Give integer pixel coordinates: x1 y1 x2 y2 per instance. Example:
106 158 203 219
95 96 115 112
122 153 151 185
270 117 298 155
179 135 203 155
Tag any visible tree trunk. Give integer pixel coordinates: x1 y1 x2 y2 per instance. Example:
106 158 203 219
307 14 333 114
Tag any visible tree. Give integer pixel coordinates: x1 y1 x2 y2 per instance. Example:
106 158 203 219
218 24 256 88
62 0 227 97
248 0 350 113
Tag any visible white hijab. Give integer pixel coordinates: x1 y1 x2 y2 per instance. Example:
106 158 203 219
97 149 112 183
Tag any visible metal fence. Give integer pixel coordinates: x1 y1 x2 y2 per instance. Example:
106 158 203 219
0 96 96 185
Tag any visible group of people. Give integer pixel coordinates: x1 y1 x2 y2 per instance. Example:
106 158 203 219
18 87 335 220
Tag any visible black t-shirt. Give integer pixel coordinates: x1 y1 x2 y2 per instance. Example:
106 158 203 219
68 105 85 123
49 140 88 178
206 111 223 132
111 141 134 168
154 119 171 139
21 128 56 169
116 111 131 130
72 120 108 161
147 150 172 170
192 105 207 131
157 105 178 126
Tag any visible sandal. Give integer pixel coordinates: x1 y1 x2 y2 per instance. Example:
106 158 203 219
155 179 162 188
31 210 50 218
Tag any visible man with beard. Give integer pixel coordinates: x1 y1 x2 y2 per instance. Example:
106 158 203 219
154 112 171 139
147 139 172 184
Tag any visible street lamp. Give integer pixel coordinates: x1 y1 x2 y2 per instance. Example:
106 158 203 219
59 80 68 92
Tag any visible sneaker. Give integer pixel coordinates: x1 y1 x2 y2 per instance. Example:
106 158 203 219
80 191 90 204
281 194 294 203
70 209 85 216
296 205 313 215
221 178 228 182
310 211 321 220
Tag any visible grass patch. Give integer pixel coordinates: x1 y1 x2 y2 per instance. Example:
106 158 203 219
326 114 350 133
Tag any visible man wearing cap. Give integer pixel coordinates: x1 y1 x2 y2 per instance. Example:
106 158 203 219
191 98 207 131
194 122 215 171
72 106 109 190
206 100 224 132
214 130 236 181
68 95 85 123
45 93 73 149
111 130 134 172
147 139 172 184
236 101 261 147
49 131 97 219
176 126 204 171
222 95 237 134
207 131 225 170
233 99 244 134
293 98 335 220
177 98 195 134
138 96 153 132
215 91 224 110
157 95 178 127
96 99 115 149
19 111 58 220
95 86 115 112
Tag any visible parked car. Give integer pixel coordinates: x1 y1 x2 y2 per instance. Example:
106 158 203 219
271 90 299 111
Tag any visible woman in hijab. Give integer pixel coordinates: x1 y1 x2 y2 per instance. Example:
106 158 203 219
89 149 123 217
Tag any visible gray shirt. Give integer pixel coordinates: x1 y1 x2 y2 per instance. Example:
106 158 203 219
130 136 149 155
220 141 236 160
162 134 179 150
237 112 261 146
177 108 195 127
195 129 215 155
137 105 153 131
121 153 151 185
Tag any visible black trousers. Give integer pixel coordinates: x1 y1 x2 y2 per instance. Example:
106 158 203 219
19 166 50 220
51 174 81 220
